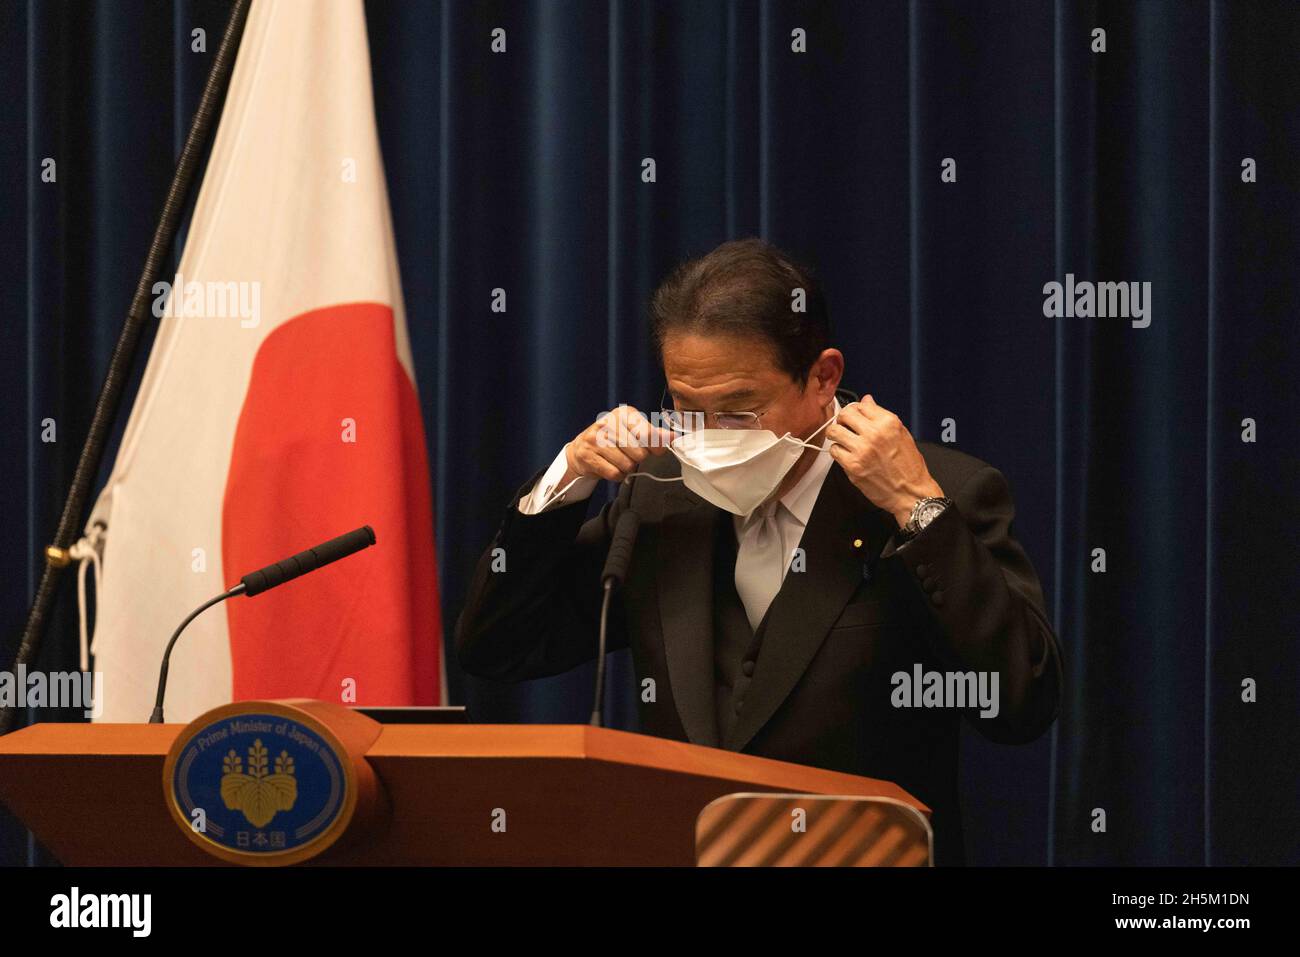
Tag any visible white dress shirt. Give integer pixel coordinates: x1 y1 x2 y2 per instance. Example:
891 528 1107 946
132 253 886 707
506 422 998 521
516 447 599 514
517 399 840 632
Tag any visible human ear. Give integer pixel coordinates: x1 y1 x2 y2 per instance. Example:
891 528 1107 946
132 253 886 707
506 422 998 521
807 349 844 401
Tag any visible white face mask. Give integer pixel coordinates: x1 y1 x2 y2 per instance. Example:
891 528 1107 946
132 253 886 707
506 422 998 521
665 413 835 517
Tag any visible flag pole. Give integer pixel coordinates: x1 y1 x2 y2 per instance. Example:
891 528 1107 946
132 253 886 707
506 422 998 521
0 0 254 735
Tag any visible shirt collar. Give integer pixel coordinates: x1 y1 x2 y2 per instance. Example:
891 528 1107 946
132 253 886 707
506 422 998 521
778 395 839 527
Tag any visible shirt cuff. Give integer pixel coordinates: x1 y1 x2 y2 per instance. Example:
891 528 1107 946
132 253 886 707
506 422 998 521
517 445 599 514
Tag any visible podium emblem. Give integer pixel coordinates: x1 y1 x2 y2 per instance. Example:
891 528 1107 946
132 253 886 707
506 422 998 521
163 701 358 865
221 739 299 827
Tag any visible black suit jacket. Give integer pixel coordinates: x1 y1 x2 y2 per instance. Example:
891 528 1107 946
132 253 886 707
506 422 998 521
455 391 1063 865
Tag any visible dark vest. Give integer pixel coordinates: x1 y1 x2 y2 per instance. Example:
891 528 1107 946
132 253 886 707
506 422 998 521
712 512 774 745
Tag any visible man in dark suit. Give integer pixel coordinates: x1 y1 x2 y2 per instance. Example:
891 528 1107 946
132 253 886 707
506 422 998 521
456 238 1062 866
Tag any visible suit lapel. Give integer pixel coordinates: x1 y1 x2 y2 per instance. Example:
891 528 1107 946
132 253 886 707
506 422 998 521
655 484 721 748
723 462 895 752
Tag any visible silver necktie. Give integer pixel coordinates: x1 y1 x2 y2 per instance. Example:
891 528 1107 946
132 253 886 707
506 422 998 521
734 499 784 632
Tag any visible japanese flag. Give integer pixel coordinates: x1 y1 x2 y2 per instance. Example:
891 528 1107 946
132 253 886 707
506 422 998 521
84 0 442 721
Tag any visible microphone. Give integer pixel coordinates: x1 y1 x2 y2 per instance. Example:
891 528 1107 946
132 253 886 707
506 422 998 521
240 525 376 596
148 525 377 723
591 478 641 727
600 510 640 587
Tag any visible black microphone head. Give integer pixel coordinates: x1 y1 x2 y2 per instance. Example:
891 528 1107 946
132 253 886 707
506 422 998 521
601 510 641 587
614 509 640 537
239 525 378 597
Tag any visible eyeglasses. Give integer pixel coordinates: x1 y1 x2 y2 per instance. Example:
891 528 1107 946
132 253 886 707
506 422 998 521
658 387 770 432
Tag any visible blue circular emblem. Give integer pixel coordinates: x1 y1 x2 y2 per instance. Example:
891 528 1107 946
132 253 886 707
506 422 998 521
168 709 351 860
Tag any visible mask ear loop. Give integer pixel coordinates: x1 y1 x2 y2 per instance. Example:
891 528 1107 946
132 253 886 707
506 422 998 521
535 469 683 511
609 409 835 495
781 411 837 451
638 412 836 462
626 472 683 484
624 425 687 484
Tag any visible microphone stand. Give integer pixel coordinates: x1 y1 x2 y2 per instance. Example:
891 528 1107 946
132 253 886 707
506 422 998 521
590 475 640 727
148 525 375 723
148 584 244 724
590 582 616 727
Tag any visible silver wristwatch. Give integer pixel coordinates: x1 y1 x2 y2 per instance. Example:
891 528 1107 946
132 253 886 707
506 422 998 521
899 496 951 541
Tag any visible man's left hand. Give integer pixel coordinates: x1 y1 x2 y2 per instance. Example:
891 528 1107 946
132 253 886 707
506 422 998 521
826 395 945 527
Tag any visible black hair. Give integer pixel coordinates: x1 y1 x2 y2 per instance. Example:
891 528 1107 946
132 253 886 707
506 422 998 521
649 237 830 384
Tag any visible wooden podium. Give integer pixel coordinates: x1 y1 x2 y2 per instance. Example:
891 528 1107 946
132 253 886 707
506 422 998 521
0 701 931 866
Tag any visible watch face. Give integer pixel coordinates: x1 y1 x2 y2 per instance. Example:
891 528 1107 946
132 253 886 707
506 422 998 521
915 499 948 527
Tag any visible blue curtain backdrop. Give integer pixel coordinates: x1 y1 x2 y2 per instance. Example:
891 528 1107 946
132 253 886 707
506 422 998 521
1 0 1296 867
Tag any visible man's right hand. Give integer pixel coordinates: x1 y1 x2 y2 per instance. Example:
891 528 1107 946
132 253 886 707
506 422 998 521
561 405 676 484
